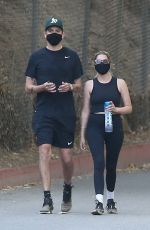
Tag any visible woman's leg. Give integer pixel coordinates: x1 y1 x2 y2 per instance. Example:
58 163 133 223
87 127 105 196
105 127 124 193
86 125 105 215
105 120 124 213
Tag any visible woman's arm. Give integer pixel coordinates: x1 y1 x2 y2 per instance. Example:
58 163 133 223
110 79 132 115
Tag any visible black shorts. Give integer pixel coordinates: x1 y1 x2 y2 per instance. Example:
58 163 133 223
32 113 76 148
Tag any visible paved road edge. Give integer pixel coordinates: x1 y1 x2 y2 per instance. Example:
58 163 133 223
0 143 150 188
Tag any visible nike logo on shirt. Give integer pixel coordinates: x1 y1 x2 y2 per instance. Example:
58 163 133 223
68 142 72 145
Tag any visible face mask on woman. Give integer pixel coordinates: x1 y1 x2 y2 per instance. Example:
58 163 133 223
95 63 110 75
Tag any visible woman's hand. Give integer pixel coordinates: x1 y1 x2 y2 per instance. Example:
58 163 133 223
80 137 87 151
106 101 118 114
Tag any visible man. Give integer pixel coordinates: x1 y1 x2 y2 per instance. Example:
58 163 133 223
25 17 83 214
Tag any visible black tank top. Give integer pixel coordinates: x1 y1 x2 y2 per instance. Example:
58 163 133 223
90 77 121 113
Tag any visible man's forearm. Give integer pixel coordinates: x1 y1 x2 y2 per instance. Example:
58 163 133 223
26 84 45 93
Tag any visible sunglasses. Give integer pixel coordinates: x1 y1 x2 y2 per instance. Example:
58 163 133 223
94 59 110 65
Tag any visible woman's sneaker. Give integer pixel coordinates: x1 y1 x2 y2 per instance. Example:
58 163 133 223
91 200 104 215
106 199 118 214
61 183 73 213
40 197 53 214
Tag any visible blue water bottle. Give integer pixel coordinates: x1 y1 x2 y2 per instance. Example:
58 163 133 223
104 101 113 132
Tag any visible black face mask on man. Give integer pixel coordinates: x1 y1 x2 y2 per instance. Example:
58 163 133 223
95 63 110 75
46 33 62 46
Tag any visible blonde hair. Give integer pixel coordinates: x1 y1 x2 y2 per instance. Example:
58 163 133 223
94 51 111 63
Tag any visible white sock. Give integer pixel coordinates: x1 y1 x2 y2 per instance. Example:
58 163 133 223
107 190 114 200
96 194 103 204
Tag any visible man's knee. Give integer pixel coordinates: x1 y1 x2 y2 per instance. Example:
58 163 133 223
63 156 73 167
61 154 73 168
39 144 51 161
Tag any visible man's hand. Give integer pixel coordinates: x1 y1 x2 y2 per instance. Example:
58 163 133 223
58 82 73 93
44 82 56 93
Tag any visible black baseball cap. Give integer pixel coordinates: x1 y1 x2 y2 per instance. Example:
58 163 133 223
45 17 63 31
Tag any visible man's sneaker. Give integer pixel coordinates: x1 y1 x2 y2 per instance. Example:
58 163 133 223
91 200 104 215
61 183 73 213
40 197 53 214
106 199 118 214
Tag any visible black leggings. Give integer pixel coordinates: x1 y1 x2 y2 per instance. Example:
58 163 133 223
86 114 124 195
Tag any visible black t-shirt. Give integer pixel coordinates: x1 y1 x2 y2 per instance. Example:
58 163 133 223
25 47 83 118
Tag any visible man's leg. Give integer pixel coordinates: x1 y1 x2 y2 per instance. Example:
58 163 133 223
60 148 74 183
39 144 54 214
59 148 74 213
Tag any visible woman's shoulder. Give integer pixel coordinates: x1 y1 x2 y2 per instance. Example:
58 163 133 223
84 79 93 91
117 78 126 85
85 79 94 86
85 79 93 84
116 78 128 91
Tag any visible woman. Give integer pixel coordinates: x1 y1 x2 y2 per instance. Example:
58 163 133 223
80 51 132 215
